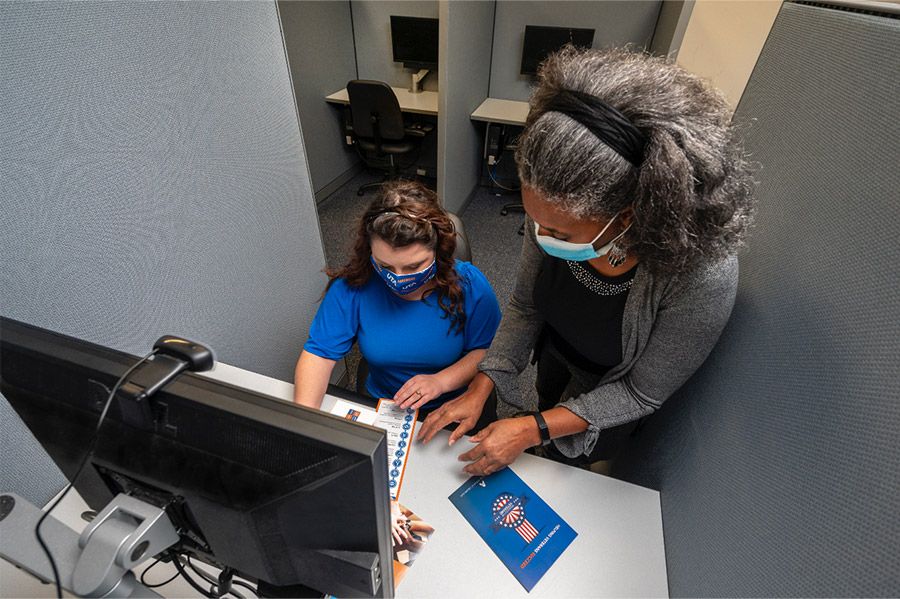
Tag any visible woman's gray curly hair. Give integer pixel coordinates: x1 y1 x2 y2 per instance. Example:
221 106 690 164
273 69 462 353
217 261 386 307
516 46 755 275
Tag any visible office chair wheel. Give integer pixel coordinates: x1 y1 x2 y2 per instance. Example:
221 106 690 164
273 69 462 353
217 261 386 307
501 202 525 216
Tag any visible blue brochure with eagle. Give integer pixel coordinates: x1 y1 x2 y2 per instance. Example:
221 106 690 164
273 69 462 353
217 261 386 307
449 467 577 591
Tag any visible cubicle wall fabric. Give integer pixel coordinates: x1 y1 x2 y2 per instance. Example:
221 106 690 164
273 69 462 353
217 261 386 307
0 395 66 507
614 2 900 597
438 0 496 214
277 0 359 196
0 2 327 383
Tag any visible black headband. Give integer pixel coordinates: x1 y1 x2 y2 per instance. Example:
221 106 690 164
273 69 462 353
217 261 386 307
542 89 647 167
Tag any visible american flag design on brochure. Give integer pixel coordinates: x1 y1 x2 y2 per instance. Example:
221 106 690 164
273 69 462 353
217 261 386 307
449 467 577 591
491 492 539 543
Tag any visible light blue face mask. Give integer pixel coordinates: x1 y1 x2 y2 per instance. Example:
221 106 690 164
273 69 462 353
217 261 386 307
534 215 629 262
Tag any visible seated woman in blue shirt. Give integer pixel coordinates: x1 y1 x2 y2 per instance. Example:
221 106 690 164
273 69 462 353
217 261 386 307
293 180 502 422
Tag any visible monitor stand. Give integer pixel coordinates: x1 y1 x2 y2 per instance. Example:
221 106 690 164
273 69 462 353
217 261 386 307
0 492 179 598
409 69 430 94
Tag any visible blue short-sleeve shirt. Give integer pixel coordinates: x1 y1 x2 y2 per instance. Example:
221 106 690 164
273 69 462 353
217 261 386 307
304 261 501 407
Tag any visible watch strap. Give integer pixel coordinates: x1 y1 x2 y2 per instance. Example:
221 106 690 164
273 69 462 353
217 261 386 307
514 410 551 446
531 411 552 446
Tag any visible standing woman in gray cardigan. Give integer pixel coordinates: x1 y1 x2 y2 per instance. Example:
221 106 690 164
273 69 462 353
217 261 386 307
418 47 755 474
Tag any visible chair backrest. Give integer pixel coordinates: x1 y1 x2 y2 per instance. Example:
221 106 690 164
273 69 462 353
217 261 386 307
347 80 407 142
447 212 472 263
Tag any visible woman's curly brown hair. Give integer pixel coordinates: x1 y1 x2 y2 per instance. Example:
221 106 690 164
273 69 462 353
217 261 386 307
326 180 466 333
516 46 755 275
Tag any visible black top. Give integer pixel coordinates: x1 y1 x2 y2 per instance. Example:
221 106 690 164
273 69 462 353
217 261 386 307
533 256 637 374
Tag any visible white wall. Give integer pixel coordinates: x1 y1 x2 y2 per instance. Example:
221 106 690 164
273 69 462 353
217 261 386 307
677 0 783 107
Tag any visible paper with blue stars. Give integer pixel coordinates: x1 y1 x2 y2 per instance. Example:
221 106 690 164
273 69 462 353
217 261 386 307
449 467 577 591
374 399 419 500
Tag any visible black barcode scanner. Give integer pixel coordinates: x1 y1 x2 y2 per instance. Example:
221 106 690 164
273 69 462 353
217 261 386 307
116 336 215 429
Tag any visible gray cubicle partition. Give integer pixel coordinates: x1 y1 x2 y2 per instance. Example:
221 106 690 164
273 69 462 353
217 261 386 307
437 0 495 214
613 2 900 596
278 1 360 200
1 2 328 503
648 0 694 60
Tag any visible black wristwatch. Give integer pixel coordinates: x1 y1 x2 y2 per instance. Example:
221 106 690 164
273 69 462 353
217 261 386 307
514 410 551 446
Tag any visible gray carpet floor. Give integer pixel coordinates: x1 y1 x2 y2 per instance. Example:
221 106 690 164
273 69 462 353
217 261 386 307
315 170 538 416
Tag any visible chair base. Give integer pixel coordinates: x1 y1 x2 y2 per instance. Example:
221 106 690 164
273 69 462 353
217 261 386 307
357 152 402 196
500 202 526 235
500 202 525 216
357 180 387 196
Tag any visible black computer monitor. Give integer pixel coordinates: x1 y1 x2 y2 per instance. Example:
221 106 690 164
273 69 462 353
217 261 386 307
0 317 394 598
390 15 439 69
520 25 595 76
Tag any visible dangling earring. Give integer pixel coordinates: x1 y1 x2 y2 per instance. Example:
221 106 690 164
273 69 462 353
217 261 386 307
607 242 627 267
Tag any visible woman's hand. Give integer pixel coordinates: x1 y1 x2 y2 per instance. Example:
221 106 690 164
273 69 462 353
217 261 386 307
390 500 410 546
417 373 494 445
395 374 445 410
457 417 540 476
396 349 487 410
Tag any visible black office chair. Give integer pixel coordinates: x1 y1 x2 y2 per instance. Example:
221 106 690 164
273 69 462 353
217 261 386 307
355 212 471 394
347 80 433 196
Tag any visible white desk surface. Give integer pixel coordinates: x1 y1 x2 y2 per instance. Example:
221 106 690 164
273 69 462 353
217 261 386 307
326 86 439 116
471 97 530 126
2 362 668 598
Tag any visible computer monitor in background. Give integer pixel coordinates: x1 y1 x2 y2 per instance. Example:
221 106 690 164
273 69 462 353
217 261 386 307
0 317 394 598
390 15 439 69
520 25 595 76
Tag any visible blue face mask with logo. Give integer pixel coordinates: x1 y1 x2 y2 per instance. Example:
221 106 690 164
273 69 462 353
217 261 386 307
533 214 629 262
370 256 436 295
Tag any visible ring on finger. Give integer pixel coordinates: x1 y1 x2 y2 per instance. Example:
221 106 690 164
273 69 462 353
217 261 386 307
415 389 423 397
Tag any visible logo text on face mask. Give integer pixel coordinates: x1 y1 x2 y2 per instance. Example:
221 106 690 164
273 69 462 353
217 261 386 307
370 256 436 295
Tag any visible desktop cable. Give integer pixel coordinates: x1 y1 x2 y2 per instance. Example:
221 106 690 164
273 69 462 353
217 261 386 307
34 347 159 599
489 154 521 192
139 556 181 589
174 553 218 598
186 555 257 599
33 335 215 598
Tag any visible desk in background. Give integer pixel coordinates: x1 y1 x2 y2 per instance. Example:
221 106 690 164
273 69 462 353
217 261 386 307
326 86 438 116
326 86 439 179
1 362 668 598
470 97 529 126
471 98 529 190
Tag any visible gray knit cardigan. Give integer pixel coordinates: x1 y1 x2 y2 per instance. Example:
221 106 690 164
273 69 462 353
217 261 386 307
478 216 739 458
